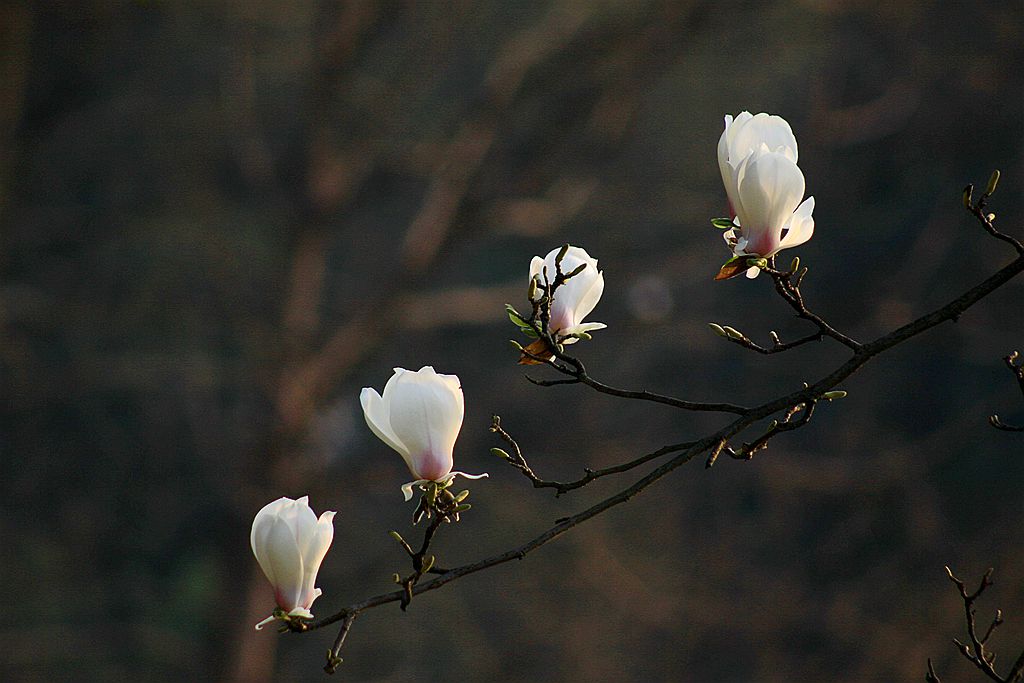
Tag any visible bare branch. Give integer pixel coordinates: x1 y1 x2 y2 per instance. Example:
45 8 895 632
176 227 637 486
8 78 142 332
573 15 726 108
989 351 1024 431
761 259 863 352
941 566 1024 683
489 414 694 495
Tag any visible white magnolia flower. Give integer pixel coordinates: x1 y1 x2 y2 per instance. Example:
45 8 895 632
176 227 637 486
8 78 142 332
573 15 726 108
717 111 815 278
360 366 487 501
529 245 606 340
250 495 336 630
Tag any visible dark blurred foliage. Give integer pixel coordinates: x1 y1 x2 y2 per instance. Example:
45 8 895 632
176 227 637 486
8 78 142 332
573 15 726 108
1 1 1023 681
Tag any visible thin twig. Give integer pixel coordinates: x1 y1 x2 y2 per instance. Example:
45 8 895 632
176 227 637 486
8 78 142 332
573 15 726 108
761 260 863 352
490 415 694 495
307 248 1024 653
943 566 1022 683
719 327 825 355
306 200 1024 671
989 351 1024 431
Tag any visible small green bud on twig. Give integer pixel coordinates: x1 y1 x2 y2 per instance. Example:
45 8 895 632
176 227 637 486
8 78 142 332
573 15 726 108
985 169 1000 197
454 503 472 513
564 262 587 280
388 531 405 543
987 213 996 222
490 447 511 460
527 277 538 301
962 184 974 209
392 573 402 583
509 340 525 351
454 490 470 503
822 390 847 400
708 323 727 337
722 325 744 340
747 257 768 269
421 555 435 573
555 243 569 267
789 256 800 274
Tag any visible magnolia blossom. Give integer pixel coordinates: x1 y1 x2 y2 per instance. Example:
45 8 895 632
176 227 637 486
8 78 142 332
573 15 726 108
361 366 487 501
250 495 336 630
529 245 606 340
717 111 815 278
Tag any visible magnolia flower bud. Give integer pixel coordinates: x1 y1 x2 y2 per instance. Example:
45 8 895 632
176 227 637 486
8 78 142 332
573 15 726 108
361 366 488 501
250 496 335 630
528 245 607 342
717 111 815 279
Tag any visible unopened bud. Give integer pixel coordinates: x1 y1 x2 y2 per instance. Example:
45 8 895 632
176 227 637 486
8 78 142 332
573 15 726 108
985 169 1001 196
822 390 847 400
789 256 800 273
392 573 402 583
509 340 525 351
987 213 996 222
527 277 538 301
454 503 472 513
388 531 404 543
555 243 569 266
722 325 744 340
708 323 727 337
490 447 511 459
962 184 974 209
564 262 587 279
421 555 435 573
454 490 470 503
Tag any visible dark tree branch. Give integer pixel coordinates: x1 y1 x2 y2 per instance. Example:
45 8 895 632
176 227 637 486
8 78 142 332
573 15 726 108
989 351 1024 431
301 191 1023 672
711 323 825 355
964 171 1024 256
942 566 1024 683
761 258 863 352
489 414 695 495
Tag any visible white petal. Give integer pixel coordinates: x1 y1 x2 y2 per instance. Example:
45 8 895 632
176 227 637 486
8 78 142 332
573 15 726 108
360 386 410 459
264 515 305 612
529 256 545 282
449 471 489 483
254 614 277 630
386 369 462 480
299 510 335 608
744 266 760 279
401 478 431 501
251 496 292 580
539 245 602 332
778 196 815 250
735 152 804 254
728 112 798 165
571 270 604 324
560 321 607 341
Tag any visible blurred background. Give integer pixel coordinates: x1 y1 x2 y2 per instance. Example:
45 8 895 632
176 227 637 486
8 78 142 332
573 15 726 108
2 1 1023 681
